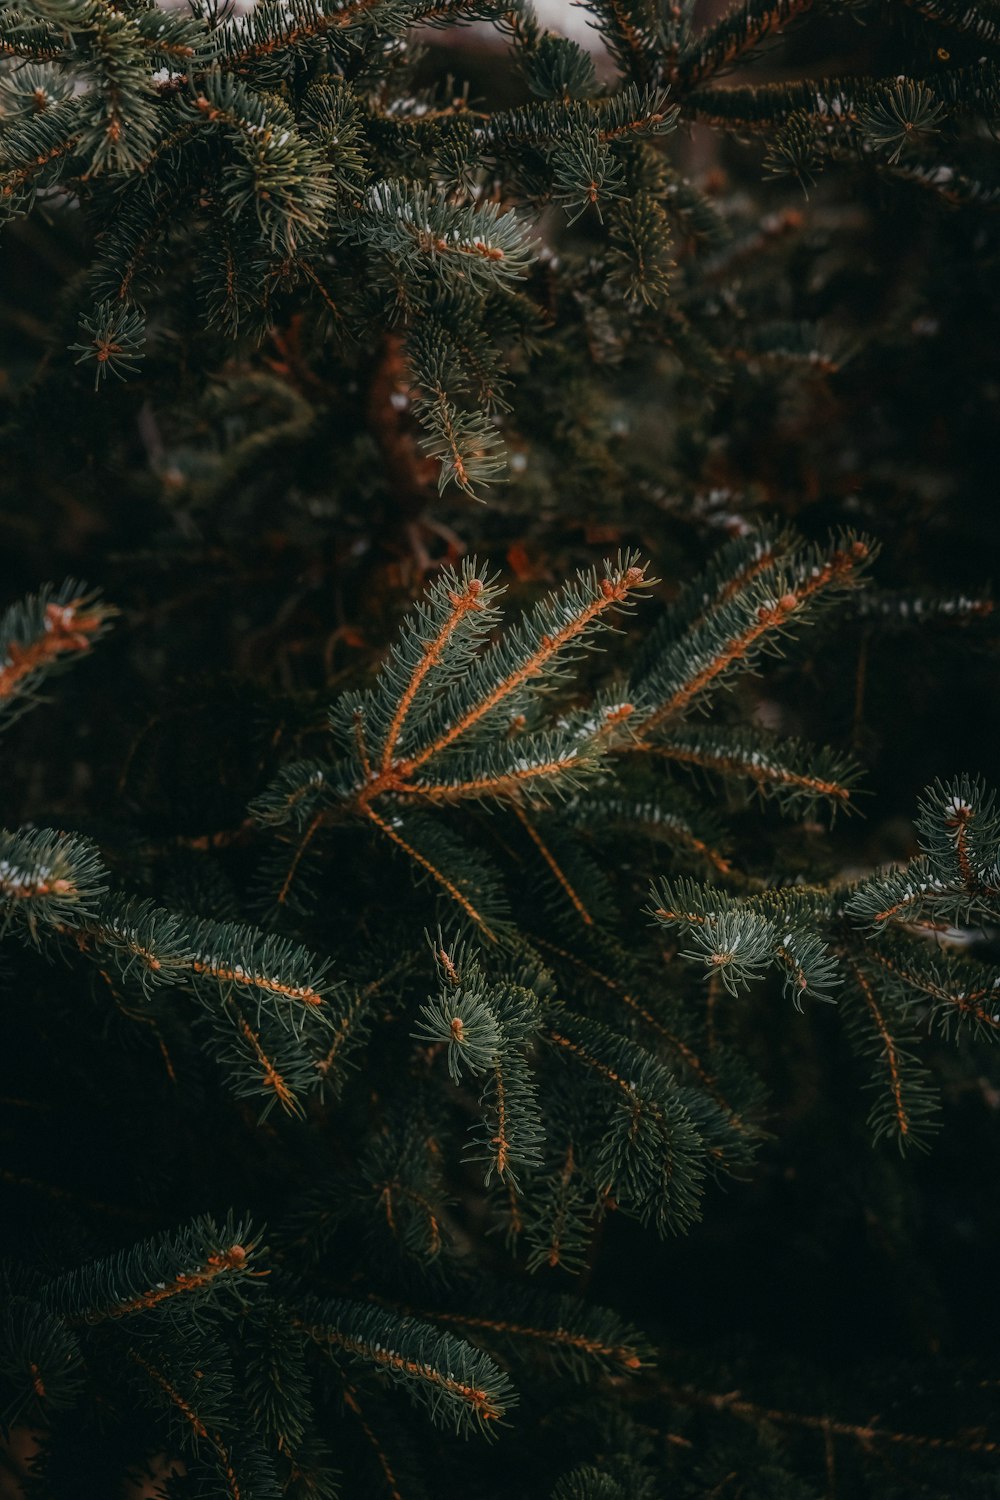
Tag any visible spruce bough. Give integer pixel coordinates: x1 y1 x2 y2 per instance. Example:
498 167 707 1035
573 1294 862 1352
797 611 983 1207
3 0 999 501
2 536 998 1496
3 0 1000 1491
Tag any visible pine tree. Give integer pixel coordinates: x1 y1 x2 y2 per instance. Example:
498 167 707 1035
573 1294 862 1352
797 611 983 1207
3 1 1000 1496
2 0 998 538
2 528 998 1496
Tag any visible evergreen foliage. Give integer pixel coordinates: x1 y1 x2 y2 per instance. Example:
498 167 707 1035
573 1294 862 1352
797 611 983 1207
2 0 1000 1495
3 0 999 514
653 767 1000 1152
2 528 998 1494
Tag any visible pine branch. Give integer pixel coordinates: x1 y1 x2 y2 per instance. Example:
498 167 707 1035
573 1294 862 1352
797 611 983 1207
0 6 62 60
633 727 860 818
544 1006 708 1234
531 935 763 1137
415 943 544 1184
514 804 598 925
180 71 337 253
72 898 336 1012
0 1302 84 1426
630 525 796 673
297 1297 516 1435
853 588 994 627
916 774 1000 896
551 1466 630 1499
0 822 345 1113
631 534 872 736
70 299 145 387
847 777 1000 932
23 0 165 175
845 856 955 931
362 805 507 939
41 1214 262 1325
419 1285 651 1379
0 828 108 939
519 1155 594 1273
259 557 650 926
651 877 841 1005
0 582 113 731
663 1381 1000 1457
386 555 649 775
576 0 662 88
360 561 504 770
678 0 815 91
127 1349 247 1500
861 943 1000 1043
843 961 940 1152
217 1000 308 1117
244 1307 313 1453
901 0 1000 48
219 0 395 70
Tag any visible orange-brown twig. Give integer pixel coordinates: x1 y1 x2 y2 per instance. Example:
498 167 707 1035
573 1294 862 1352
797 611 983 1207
301 1325 505 1423
638 741 851 808
426 1308 644 1370
342 1384 405 1500
679 0 815 89
538 940 750 1129
128 1352 243 1499
362 805 497 940
73 1244 251 1325
0 597 107 703
636 543 867 737
662 1381 999 1455
513 805 594 926
850 963 910 1142
864 948 1000 1032
391 565 647 781
381 577 486 772
230 1003 300 1115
